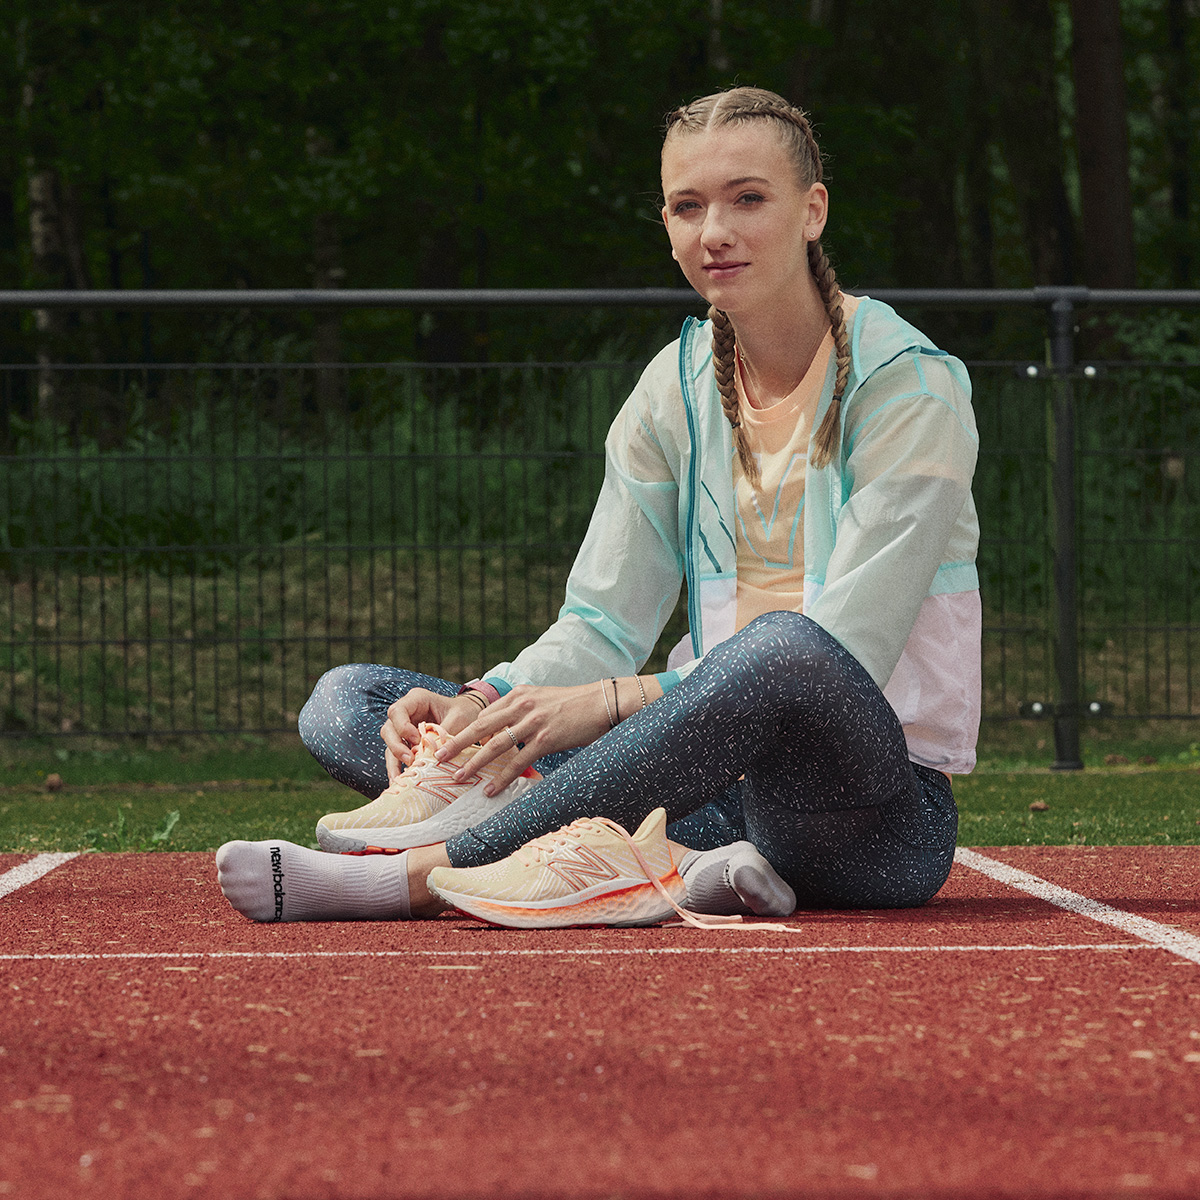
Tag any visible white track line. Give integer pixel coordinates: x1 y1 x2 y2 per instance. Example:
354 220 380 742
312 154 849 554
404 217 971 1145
0 943 1155 963
955 848 1200 966
0 852 79 900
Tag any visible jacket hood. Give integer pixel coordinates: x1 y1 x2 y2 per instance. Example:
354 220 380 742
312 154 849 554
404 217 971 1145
845 297 951 397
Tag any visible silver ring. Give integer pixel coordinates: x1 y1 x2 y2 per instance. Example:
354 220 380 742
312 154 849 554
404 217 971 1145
505 726 519 748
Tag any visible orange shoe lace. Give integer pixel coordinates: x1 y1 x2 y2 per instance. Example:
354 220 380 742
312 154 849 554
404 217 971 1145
375 723 450 797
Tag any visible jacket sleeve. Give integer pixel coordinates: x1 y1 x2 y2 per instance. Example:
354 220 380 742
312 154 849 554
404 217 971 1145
483 364 687 689
805 354 978 689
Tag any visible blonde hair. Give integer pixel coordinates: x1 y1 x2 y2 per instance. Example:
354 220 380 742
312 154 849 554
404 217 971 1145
664 87 850 477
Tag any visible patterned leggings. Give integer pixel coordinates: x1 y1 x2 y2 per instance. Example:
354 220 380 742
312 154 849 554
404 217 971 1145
298 612 958 908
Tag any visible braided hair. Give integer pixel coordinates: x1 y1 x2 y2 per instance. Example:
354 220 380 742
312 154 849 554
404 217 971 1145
664 87 850 474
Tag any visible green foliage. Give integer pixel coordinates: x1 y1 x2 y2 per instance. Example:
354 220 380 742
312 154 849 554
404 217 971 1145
0 357 1195 733
77 805 179 851
0 362 630 575
4 1 1197 368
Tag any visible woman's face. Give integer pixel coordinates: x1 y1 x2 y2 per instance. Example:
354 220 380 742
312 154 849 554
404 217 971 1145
661 122 827 318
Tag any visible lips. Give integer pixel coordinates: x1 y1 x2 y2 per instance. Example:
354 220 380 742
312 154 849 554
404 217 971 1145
704 261 748 279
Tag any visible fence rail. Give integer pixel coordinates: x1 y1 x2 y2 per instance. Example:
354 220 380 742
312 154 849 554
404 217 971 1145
3 288 1199 768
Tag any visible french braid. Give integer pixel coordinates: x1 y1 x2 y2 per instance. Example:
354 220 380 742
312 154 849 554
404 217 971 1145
710 304 759 484
665 87 851 472
807 239 850 468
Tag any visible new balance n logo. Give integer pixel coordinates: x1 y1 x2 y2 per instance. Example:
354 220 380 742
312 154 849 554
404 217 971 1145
547 844 620 891
414 760 476 804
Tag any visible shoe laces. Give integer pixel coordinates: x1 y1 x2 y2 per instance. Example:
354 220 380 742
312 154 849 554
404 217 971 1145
378 723 461 795
519 816 801 932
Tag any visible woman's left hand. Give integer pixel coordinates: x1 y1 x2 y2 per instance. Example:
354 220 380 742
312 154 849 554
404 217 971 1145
433 683 611 796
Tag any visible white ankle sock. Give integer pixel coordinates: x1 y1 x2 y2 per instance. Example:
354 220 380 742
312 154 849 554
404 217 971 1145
216 840 411 922
678 841 796 917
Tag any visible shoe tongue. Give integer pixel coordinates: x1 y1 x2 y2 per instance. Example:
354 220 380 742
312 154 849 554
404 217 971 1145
416 721 446 744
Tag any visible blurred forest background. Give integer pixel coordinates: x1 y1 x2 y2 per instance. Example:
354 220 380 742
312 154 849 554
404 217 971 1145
2 0 1197 366
0 0 1198 744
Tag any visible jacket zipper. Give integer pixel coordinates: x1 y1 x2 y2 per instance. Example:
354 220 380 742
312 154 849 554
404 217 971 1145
677 318 704 660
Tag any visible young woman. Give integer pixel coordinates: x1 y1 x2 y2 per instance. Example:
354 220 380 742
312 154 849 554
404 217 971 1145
217 87 980 928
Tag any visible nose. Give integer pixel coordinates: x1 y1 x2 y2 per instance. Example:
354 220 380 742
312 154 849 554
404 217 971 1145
700 205 734 250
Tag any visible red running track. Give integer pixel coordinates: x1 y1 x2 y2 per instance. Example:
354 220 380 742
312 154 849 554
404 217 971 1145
0 846 1198 1199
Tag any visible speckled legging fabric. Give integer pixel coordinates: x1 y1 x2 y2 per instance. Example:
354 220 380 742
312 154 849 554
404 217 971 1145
299 612 959 909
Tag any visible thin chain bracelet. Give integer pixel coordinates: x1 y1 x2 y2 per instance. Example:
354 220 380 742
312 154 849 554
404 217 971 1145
599 678 616 729
634 675 648 711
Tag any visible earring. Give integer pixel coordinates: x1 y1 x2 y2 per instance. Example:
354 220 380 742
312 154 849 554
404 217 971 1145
671 249 679 260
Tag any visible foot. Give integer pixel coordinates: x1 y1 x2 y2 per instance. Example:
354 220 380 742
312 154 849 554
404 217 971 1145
215 839 412 922
427 808 687 929
315 722 542 852
678 841 796 917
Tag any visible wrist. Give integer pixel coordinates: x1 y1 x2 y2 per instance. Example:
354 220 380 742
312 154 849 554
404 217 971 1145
456 681 499 705
600 676 654 730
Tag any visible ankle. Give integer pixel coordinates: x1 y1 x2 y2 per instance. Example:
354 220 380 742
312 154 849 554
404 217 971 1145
407 842 452 917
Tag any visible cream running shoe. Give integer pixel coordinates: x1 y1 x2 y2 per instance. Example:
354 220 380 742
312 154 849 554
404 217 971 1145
315 722 542 853
426 807 694 929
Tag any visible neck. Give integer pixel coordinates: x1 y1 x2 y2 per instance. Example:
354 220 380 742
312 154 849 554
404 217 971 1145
730 275 830 408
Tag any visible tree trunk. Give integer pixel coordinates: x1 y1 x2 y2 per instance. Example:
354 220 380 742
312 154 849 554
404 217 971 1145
1164 0 1191 286
786 1 838 107
974 0 1076 285
960 33 996 289
27 166 66 419
307 129 344 413
708 0 730 74
1069 0 1136 287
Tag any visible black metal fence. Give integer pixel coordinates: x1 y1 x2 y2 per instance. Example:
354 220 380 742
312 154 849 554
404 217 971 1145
2 288 1199 769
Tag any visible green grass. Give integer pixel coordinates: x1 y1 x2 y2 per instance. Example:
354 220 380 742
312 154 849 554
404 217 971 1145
0 733 324 788
954 768 1200 846
0 732 332 851
0 783 331 853
0 725 1197 854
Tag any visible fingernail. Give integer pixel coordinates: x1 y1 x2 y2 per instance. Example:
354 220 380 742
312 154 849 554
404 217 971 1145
483 785 494 798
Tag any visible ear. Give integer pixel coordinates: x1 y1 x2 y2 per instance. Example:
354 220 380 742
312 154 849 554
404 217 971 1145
804 183 829 241
662 205 680 260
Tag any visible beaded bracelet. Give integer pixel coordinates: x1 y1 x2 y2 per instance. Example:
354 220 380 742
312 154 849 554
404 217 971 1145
634 675 648 711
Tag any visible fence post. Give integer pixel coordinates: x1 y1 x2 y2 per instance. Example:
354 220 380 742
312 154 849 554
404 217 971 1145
1048 296 1084 769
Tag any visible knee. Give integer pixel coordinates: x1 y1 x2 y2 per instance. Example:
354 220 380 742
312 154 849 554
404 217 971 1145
716 611 846 680
297 664 372 745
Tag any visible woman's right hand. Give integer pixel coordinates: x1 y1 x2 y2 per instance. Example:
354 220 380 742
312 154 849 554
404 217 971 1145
380 689 481 781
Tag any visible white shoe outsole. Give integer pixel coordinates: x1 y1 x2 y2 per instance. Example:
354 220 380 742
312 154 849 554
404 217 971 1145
430 880 682 929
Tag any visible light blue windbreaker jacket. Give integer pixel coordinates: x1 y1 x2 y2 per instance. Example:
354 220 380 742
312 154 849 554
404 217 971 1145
484 298 982 773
